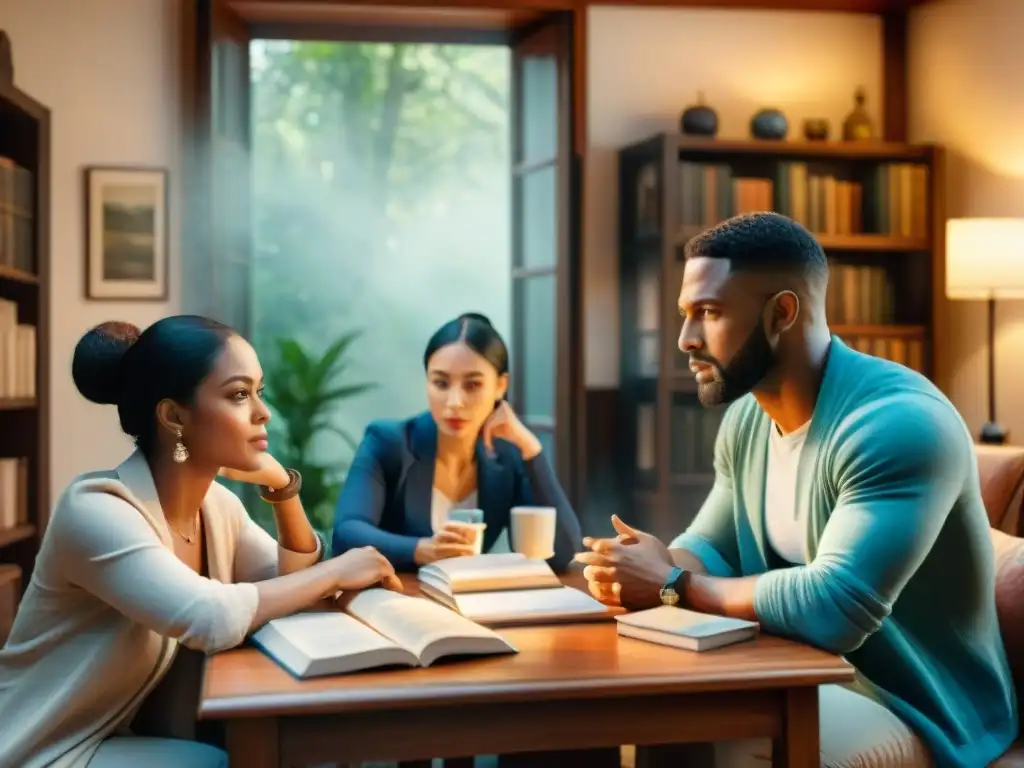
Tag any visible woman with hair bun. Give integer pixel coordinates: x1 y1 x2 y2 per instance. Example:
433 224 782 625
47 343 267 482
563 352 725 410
333 312 583 572
0 316 401 768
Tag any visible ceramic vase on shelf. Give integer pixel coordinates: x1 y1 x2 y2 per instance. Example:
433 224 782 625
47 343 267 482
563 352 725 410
750 108 788 140
803 118 830 141
680 92 718 138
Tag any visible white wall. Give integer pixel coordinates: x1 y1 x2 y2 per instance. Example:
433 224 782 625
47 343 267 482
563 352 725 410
0 0 182 499
584 6 883 387
908 0 1024 439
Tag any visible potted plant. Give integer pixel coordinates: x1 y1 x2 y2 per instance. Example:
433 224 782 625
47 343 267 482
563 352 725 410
254 332 376 544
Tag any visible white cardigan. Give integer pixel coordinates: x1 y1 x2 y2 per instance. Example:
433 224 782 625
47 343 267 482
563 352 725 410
0 451 321 767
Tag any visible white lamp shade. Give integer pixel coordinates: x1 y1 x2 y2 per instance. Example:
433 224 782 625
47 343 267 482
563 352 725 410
946 218 1024 300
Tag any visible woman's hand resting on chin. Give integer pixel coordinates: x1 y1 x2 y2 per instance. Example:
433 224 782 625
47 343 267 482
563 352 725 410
481 401 543 460
219 453 291 489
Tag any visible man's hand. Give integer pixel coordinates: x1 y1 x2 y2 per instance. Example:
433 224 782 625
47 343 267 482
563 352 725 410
574 515 675 611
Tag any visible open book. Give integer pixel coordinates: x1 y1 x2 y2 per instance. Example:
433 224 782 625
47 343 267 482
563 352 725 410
251 588 517 679
418 553 609 626
615 605 758 652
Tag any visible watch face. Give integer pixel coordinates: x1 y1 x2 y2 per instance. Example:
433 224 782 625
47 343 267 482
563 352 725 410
660 587 679 605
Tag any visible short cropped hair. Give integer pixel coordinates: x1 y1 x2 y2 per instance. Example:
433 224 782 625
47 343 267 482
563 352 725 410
684 212 827 278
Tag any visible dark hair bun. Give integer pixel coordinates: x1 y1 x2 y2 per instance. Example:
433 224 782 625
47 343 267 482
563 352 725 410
72 321 141 405
458 312 493 327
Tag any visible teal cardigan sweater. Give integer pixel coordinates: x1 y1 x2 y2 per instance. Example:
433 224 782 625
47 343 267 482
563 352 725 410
673 338 1017 768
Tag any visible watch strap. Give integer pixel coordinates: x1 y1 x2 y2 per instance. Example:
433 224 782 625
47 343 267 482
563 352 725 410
663 567 684 592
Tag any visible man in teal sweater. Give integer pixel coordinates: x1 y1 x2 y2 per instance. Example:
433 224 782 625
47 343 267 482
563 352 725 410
579 213 1016 767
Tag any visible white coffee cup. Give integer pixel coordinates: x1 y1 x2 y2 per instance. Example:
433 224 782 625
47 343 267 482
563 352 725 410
447 509 487 556
510 506 556 560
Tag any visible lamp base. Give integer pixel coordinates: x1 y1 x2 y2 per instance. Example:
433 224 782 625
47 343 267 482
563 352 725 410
979 421 1009 445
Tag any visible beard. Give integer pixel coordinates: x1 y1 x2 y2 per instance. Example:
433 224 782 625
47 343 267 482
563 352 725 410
693 321 777 407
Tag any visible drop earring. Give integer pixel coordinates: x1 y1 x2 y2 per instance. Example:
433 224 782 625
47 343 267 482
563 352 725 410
172 428 189 464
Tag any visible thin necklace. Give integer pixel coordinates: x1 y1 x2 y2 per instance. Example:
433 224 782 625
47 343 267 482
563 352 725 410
169 511 200 545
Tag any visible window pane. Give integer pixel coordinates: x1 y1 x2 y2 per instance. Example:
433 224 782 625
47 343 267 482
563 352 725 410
520 55 557 163
518 273 556 421
216 260 250 332
248 40 512 536
516 164 556 269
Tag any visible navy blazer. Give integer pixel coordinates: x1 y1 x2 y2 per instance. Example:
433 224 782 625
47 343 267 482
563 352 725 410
332 411 583 572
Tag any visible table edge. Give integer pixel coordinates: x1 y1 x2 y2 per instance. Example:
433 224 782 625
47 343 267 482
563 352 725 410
199 663 855 720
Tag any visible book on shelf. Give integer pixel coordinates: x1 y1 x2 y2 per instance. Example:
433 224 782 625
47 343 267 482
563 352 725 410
251 587 517 679
826 262 894 325
0 457 28 531
0 298 36 400
615 605 758 652
0 156 34 274
418 553 609 626
668 402 721 477
676 160 929 240
840 333 924 372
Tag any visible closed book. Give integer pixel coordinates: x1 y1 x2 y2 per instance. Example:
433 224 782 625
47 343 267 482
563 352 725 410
418 553 609 626
615 605 758 652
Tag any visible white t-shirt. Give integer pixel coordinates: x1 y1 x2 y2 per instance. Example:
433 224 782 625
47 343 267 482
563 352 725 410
430 488 479 533
764 420 810 565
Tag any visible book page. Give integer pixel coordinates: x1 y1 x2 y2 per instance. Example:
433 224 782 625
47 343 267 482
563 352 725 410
346 588 505 658
251 611 419 677
263 612 400 659
419 553 560 594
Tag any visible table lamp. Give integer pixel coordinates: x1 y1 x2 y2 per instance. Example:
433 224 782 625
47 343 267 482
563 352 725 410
946 218 1024 445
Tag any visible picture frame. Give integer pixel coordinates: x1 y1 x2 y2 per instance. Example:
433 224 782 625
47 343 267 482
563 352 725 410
84 166 169 301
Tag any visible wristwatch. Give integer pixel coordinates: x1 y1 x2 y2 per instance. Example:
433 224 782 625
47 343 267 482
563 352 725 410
659 566 687 607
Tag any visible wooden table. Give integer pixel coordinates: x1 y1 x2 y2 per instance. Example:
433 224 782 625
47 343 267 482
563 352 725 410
201 579 854 767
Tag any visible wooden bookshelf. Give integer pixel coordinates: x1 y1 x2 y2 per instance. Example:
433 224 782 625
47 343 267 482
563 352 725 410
0 65 51 627
618 134 945 539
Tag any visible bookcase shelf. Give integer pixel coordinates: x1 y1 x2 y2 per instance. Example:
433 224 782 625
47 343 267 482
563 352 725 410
0 265 39 286
0 398 36 411
618 133 946 539
675 138 932 161
0 73 51 625
0 523 35 549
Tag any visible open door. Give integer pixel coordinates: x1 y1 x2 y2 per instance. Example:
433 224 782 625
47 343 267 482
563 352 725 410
509 14 577 494
184 0 253 336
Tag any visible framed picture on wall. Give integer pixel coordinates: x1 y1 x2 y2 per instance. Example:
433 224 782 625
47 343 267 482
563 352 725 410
84 166 168 300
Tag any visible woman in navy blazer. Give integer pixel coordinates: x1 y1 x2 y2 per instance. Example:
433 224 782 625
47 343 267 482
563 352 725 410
332 313 583 573
332 314 617 768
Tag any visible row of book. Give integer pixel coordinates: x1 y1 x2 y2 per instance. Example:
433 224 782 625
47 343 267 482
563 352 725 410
674 160 929 240
826 263 894 326
0 457 29 532
841 333 925 373
775 161 929 239
0 299 36 400
0 157 34 275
